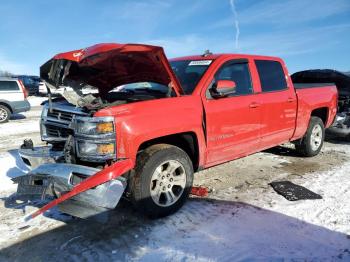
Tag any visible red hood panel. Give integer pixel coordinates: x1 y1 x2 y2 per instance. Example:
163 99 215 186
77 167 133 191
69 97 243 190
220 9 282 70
41 43 183 95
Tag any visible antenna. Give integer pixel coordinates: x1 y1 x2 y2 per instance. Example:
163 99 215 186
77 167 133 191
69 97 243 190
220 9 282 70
202 50 213 57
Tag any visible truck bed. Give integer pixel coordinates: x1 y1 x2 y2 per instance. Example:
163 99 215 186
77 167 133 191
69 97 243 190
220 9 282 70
291 83 338 140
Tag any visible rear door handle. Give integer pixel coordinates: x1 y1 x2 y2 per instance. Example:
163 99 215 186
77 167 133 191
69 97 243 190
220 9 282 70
287 97 295 103
249 102 260 108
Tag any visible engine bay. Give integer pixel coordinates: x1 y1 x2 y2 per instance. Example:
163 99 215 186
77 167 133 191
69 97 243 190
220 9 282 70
46 81 171 112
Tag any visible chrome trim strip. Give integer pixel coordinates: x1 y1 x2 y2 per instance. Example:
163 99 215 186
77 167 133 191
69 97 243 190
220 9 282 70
19 146 64 169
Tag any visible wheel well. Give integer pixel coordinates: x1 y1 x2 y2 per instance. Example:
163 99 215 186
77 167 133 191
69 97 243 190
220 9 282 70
138 132 200 171
311 107 328 125
0 102 12 113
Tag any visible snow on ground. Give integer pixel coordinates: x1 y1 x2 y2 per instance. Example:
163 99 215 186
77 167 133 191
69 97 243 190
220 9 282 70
0 96 47 140
0 105 43 152
132 147 350 261
0 100 43 190
0 144 349 261
0 151 29 192
27 96 47 107
0 114 39 137
0 105 349 261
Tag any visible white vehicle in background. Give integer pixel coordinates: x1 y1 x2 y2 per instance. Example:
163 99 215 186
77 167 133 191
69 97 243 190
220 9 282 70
0 78 30 123
39 81 72 96
38 81 48 95
39 81 98 96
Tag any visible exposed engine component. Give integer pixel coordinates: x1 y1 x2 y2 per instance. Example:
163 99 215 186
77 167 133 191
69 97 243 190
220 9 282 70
63 135 76 164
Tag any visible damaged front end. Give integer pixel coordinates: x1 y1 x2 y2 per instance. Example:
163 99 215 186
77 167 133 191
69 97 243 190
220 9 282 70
14 106 134 219
12 43 187 219
13 88 131 219
12 43 186 220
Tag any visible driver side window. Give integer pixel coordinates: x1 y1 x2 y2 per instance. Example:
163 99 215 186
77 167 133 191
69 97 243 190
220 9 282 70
215 61 253 96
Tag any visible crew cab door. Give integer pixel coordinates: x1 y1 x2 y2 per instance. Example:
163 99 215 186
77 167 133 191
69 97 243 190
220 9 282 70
254 59 297 147
203 59 262 165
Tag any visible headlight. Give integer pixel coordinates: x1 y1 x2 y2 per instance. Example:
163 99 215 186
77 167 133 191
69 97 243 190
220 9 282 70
74 116 116 161
75 117 114 136
77 141 115 157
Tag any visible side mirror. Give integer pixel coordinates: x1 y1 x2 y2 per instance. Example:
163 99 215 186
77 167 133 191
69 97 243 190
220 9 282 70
210 80 236 98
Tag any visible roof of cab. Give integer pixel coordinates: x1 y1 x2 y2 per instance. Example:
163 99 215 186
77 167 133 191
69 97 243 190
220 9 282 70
170 53 283 62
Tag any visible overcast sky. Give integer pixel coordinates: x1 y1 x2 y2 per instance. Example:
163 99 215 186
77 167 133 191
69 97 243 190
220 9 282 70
0 0 349 75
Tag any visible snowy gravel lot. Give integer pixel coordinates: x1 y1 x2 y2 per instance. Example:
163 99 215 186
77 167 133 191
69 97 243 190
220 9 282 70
0 97 349 261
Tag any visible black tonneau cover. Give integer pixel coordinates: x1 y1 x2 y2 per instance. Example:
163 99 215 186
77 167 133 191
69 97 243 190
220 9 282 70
294 83 334 89
292 69 350 96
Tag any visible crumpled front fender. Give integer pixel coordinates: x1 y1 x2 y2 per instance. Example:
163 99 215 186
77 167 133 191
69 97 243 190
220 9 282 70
27 159 134 220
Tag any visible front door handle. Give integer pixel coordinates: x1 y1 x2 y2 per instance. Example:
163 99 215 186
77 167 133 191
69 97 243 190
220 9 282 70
249 102 260 108
287 97 295 103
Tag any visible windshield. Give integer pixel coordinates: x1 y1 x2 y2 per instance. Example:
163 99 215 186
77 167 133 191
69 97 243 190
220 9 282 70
170 60 212 94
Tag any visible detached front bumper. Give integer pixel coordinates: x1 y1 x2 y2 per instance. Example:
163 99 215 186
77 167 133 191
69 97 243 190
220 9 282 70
15 145 133 219
19 146 64 169
13 163 126 218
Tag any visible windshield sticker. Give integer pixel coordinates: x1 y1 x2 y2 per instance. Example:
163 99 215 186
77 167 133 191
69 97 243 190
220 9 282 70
188 60 212 66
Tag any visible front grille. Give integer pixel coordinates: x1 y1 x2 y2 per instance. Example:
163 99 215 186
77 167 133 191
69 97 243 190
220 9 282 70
45 124 72 138
42 105 87 141
47 109 74 123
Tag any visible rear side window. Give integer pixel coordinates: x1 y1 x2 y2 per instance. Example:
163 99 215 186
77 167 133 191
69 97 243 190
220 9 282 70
0 81 19 91
255 60 287 92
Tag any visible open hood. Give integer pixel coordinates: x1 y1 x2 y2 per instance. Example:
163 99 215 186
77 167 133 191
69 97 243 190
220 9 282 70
40 43 184 96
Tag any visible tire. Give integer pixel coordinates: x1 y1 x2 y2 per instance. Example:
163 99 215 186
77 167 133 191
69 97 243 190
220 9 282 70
129 144 194 218
295 116 325 157
0 105 11 123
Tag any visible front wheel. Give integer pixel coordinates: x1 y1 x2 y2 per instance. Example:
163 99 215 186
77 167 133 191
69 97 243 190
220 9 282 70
129 144 193 218
295 116 325 157
0 105 11 123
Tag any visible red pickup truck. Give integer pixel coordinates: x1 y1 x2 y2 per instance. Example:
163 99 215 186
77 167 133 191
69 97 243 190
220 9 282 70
15 43 337 220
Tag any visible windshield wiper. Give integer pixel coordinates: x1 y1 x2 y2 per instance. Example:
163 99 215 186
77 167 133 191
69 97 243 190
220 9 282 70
133 88 165 94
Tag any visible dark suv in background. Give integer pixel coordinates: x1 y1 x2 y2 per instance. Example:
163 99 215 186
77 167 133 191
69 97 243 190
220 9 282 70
12 75 40 95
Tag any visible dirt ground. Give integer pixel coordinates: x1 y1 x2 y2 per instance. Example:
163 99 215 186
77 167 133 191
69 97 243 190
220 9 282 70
0 105 349 261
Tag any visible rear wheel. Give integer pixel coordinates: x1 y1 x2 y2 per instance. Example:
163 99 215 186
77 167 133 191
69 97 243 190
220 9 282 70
129 144 193 218
295 116 325 157
0 105 10 123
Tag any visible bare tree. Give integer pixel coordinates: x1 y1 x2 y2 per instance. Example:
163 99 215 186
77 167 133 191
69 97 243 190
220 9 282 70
0 70 13 77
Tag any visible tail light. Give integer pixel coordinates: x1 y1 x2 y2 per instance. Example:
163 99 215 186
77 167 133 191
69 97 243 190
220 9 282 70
18 80 28 98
